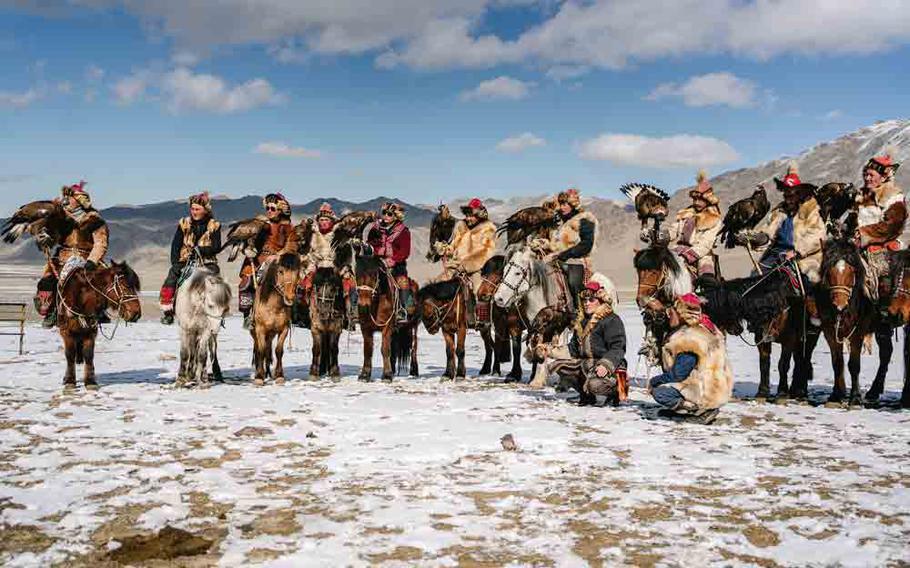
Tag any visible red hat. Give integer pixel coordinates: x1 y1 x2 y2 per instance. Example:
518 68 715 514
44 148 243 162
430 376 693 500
774 162 809 192
865 152 900 177
677 292 703 308
316 202 337 222
460 197 489 220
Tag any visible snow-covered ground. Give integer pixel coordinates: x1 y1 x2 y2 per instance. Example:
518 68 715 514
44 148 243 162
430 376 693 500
1 306 908 567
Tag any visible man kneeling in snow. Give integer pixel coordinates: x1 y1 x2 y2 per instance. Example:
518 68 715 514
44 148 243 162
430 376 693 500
649 293 733 425
548 279 627 406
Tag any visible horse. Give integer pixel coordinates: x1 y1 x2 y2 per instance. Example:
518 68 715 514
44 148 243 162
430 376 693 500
884 251 910 408
417 278 468 380
632 245 693 361
56 261 142 388
250 252 301 385
475 255 525 381
354 253 419 381
308 266 344 378
175 267 231 387
816 238 874 405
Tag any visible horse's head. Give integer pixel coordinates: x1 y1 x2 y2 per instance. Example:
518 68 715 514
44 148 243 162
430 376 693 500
104 261 142 322
477 255 505 302
201 273 231 319
355 254 384 308
494 246 535 308
821 240 863 313
633 245 689 310
274 253 301 307
888 251 910 322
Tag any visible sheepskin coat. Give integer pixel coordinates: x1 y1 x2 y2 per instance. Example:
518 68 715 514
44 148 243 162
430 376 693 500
660 324 733 411
754 197 826 283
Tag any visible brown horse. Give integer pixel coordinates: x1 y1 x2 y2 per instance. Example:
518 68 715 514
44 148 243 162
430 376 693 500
57 262 142 388
417 278 468 380
308 266 343 378
251 253 301 385
881 251 910 408
355 253 418 381
475 255 525 381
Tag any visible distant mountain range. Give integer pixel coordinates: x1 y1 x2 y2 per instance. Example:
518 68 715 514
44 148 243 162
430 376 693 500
1 119 907 294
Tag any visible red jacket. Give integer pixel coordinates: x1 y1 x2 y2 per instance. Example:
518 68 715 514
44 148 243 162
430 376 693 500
367 221 410 266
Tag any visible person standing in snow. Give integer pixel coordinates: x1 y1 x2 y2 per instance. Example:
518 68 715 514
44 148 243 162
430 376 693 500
649 292 733 425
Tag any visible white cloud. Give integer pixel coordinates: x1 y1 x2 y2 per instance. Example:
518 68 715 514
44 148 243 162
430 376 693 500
577 133 739 168
85 64 105 82
545 65 589 82
496 132 545 153
162 68 285 114
254 141 322 158
460 76 533 101
112 72 151 105
646 72 758 108
821 109 844 121
0 88 41 108
56 81 73 94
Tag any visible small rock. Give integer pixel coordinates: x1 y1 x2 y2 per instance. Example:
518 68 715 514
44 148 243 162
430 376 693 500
234 426 273 438
305 431 317 439
500 434 518 451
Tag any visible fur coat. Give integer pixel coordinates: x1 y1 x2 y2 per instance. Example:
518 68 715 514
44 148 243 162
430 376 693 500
448 219 497 274
858 180 907 248
58 209 109 265
549 210 597 264
660 324 733 411
306 227 337 270
754 197 826 283
670 205 722 261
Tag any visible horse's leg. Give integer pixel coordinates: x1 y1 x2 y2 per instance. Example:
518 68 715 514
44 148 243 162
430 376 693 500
866 320 893 402
777 345 792 399
310 329 322 377
329 332 341 377
505 335 523 382
407 324 419 376
83 334 97 389
178 332 190 386
442 329 456 380
456 320 467 379
62 332 77 387
848 334 863 406
826 332 846 403
477 326 493 377
360 328 373 381
210 335 223 382
902 324 910 408
756 339 771 399
253 327 267 385
274 327 289 384
791 328 819 401
381 326 394 382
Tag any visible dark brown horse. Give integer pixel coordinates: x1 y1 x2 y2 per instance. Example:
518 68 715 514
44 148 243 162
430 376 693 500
57 262 142 388
308 266 344 378
417 278 467 380
355 253 419 381
880 251 910 407
475 255 525 381
251 253 301 385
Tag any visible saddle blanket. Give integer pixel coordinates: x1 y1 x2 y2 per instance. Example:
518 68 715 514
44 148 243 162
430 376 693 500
59 256 87 285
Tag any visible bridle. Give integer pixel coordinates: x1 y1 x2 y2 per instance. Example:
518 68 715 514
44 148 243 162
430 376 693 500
636 266 668 308
356 265 399 328
58 267 141 335
498 257 533 305
828 262 858 345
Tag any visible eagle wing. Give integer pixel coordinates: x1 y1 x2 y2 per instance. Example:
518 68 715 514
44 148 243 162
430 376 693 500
619 183 670 222
718 188 770 248
332 210 375 245
1 200 72 252
427 206 458 261
222 217 269 262
295 218 315 257
496 205 558 245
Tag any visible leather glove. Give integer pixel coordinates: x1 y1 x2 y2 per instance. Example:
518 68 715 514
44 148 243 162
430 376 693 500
639 228 652 244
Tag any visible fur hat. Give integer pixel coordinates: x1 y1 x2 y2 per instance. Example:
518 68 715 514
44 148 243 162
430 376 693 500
61 181 92 209
380 201 405 221
189 191 213 214
263 192 291 216
674 292 717 333
689 170 720 206
581 276 614 306
556 188 581 209
460 197 489 220
774 162 804 191
315 202 338 222
864 148 901 179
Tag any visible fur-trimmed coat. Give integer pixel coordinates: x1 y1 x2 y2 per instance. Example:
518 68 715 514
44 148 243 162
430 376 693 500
306 227 337 270
172 217 221 264
754 197 826 283
568 304 626 372
448 219 497 274
548 210 597 265
57 209 109 265
670 205 722 262
857 180 907 248
660 324 733 411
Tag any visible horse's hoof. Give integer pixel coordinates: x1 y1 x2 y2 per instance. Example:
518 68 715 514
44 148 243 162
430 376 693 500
84 382 99 391
864 390 882 403
381 376 393 383
275 377 285 385
901 397 910 409
848 395 863 408
62 381 77 391
253 378 265 386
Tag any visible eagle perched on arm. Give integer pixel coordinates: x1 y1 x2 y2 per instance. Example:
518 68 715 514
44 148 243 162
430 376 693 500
718 186 770 249
427 204 457 262
1 200 74 253
221 217 270 262
496 200 559 246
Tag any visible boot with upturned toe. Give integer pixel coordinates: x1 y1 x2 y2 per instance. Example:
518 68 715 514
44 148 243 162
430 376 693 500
160 311 175 325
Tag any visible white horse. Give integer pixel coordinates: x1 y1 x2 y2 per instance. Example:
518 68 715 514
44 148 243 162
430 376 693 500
175 267 232 387
493 243 617 388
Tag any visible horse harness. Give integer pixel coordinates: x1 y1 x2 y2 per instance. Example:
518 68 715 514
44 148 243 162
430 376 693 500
57 267 140 333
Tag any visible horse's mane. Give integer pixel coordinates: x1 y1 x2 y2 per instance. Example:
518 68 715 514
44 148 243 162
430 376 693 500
698 271 792 335
634 246 691 297
418 279 461 302
259 253 300 301
481 255 506 276
111 261 141 292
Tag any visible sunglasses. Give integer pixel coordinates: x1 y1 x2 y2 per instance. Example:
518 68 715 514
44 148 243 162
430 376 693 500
266 205 279 212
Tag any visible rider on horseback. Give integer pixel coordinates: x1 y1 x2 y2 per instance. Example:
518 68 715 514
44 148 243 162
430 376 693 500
159 192 222 325
365 202 414 323
532 188 596 310
300 202 359 330
649 292 732 424
669 170 722 281
737 163 826 323
433 198 497 329
238 193 300 329
548 276 627 406
35 182 110 328
856 152 904 303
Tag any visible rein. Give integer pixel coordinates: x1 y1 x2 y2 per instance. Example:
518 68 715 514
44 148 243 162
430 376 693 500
58 267 140 338
356 265 400 329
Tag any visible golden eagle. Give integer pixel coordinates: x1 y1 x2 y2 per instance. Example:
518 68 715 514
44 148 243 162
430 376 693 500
221 217 270 262
1 200 74 253
496 200 559 246
718 186 770 249
427 204 458 262
619 183 670 229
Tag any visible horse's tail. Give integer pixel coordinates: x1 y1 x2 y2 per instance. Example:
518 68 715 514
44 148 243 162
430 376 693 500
391 326 412 375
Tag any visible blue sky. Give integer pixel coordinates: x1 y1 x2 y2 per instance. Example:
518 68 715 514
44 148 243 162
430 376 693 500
1 1 909 213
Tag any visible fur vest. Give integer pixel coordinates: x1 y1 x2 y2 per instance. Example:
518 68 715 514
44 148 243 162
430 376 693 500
858 180 907 248
550 210 597 263
177 217 220 263
449 219 497 274
258 218 299 257
661 324 733 410
307 227 337 269
59 209 109 264
755 197 826 283
671 205 722 259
